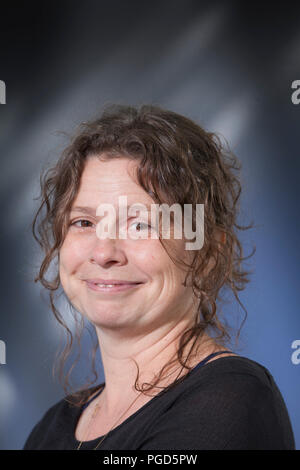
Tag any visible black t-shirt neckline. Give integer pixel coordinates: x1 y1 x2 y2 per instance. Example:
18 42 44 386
72 353 250 449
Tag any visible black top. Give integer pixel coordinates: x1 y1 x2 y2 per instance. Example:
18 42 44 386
23 352 296 450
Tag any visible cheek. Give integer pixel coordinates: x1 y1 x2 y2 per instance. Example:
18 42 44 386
59 237 85 277
133 240 166 274
145 246 184 286
58 246 71 290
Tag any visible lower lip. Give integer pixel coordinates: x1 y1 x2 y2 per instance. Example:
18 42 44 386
85 281 143 293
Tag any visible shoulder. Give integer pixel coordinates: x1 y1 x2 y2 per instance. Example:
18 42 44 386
22 386 101 450
187 355 276 393
174 355 278 412
139 356 295 450
182 355 292 424
23 396 72 449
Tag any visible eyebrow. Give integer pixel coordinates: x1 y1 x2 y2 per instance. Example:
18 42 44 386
70 203 156 214
71 206 97 215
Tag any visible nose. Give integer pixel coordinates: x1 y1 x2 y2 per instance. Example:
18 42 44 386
88 236 127 268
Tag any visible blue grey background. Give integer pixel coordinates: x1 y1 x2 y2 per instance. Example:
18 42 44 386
0 0 299 449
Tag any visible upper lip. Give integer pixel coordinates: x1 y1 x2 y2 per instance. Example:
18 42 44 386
85 279 143 285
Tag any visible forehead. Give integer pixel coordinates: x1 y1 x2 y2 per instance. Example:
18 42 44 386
72 156 153 208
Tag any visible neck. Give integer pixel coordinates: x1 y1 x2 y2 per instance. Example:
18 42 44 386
94 313 216 417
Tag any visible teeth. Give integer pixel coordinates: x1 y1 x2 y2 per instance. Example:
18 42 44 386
96 284 116 287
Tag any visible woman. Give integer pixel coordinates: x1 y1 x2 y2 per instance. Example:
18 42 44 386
23 104 295 450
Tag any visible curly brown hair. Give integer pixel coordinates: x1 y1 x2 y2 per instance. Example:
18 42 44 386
32 104 255 406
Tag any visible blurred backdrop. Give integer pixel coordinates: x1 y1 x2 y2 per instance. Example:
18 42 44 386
0 0 299 450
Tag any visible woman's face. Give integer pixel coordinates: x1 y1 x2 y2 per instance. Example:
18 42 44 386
59 156 196 332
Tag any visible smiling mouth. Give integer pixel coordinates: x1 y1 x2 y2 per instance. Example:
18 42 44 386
85 281 144 293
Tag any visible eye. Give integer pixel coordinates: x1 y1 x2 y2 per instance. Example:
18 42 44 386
70 219 94 229
129 221 152 232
